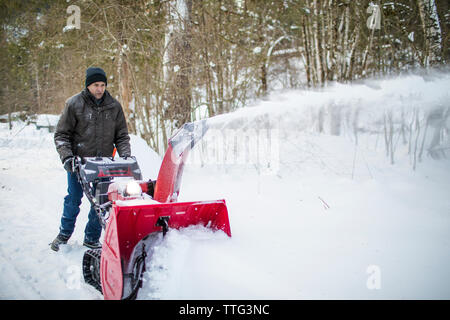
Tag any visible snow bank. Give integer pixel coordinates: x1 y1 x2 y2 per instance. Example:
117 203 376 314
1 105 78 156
195 72 450 177
129 134 161 180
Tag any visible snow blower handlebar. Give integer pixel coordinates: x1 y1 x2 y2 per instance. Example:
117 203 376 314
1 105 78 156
72 155 143 229
72 156 111 228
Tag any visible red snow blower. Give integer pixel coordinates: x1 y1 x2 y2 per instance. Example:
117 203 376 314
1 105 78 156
79 120 231 300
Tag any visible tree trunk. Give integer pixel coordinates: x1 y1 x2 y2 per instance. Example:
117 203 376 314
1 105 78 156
34 63 41 114
166 0 193 129
302 20 312 87
346 27 360 81
341 4 350 81
434 0 449 61
118 50 135 133
327 0 336 81
417 0 431 66
313 0 324 85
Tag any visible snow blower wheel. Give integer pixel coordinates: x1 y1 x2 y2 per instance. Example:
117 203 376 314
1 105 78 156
82 249 102 294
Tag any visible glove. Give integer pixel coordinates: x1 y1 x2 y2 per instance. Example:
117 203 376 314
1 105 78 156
63 157 74 172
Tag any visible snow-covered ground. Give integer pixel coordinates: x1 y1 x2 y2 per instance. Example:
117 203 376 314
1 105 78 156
0 73 449 299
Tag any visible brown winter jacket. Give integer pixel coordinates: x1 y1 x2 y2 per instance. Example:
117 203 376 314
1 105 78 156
54 88 131 163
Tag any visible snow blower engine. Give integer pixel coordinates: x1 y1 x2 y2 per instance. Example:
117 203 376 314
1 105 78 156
76 120 231 300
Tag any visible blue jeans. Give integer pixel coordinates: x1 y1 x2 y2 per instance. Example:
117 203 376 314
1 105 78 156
59 172 102 243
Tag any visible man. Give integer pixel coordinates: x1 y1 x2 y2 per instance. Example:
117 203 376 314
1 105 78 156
51 67 131 251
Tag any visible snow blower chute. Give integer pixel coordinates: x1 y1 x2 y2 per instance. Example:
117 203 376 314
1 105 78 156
78 120 231 300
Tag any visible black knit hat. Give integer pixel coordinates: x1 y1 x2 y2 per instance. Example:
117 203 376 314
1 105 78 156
85 67 107 87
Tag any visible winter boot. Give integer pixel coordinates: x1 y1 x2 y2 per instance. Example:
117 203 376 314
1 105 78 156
83 239 102 249
50 233 70 252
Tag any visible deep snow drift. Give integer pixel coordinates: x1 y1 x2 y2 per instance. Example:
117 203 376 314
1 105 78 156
0 72 449 299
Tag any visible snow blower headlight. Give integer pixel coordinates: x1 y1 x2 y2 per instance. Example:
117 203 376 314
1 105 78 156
125 180 142 197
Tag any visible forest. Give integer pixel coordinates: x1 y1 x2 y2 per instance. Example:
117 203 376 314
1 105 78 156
0 0 448 153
